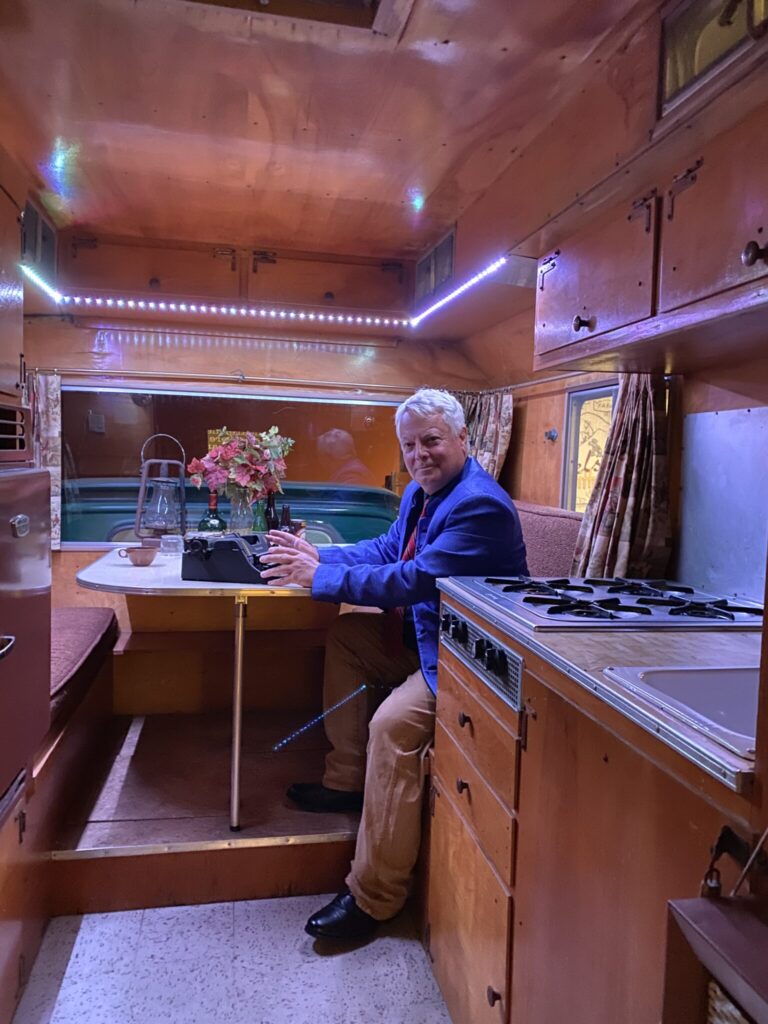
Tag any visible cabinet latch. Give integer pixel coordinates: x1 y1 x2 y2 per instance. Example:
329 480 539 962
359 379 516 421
627 189 659 233
213 246 238 272
538 250 560 292
15 808 26 845
251 249 277 272
666 159 703 221
520 699 537 751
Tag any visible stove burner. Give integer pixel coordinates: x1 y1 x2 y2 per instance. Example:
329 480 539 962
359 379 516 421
636 596 687 608
645 580 695 595
711 600 763 616
502 582 563 596
668 601 735 621
595 599 653 615
605 581 665 597
544 600 618 619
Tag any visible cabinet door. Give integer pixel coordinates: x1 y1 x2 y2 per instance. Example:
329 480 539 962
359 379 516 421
534 195 658 357
659 112 768 313
0 193 22 399
427 782 511 1024
58 239 242 299
512 671 742 1024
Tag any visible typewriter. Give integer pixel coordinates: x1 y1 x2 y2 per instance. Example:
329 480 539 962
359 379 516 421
181 533 272 584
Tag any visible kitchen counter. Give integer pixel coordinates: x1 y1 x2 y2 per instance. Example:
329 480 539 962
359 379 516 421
438 578 761 792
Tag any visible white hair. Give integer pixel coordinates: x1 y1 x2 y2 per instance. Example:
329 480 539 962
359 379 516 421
395 388 466 439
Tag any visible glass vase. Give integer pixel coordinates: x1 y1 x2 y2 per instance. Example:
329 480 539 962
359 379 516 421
228 488 253 534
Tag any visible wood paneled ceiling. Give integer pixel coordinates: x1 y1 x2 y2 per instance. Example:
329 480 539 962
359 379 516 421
0 0 660 261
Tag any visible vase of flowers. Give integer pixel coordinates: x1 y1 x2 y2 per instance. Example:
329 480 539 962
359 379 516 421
187 426 294 533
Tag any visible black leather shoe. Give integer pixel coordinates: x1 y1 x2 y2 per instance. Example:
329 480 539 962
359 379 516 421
286 782 363 813
305 892 378 941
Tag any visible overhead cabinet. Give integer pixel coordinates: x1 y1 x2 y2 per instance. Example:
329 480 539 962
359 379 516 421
534 193 659 359
532 102 768 374
659 114 768 313
0 191 23 400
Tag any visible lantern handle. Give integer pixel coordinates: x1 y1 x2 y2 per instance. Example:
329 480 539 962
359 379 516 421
139 433 187 467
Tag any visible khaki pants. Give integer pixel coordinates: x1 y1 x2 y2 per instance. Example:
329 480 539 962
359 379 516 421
321 613 436 920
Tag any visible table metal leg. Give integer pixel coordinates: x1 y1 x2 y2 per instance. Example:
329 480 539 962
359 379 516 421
230 595 248 831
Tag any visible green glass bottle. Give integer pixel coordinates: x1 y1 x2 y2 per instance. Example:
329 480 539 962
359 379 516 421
265 492 280 531
197 490 227 532
252 500 268 533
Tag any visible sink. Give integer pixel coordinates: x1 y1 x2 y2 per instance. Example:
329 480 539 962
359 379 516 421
602 665 760 758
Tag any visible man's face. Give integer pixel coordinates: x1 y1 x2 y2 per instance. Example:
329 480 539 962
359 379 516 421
398 411 468 495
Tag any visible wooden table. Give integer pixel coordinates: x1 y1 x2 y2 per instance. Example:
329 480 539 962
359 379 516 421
76 548 311 830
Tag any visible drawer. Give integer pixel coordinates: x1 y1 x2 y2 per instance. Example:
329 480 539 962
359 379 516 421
437 660 519 811
434 720 516 885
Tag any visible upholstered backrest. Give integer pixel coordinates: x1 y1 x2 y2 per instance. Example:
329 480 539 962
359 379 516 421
514 501 582 578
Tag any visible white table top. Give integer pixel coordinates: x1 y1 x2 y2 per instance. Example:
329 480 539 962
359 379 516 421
76 548 312 598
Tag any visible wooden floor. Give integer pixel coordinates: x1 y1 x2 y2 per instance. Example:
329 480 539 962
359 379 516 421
56 711 360 850
48 712 359 915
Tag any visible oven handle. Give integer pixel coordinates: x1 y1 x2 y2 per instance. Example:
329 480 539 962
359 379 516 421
0 635 16 660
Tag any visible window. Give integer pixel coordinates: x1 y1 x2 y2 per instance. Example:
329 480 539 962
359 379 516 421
60 387 402 545
561 385 619 514
661 0 768 115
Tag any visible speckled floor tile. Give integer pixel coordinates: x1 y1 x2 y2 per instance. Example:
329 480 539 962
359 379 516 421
13 897 451 1024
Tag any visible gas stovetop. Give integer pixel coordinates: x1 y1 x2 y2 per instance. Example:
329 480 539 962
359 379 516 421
446 576 764 631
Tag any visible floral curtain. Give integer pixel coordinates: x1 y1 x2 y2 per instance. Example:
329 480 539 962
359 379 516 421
571 373 671 578
29 370 62 549
450 387 513 480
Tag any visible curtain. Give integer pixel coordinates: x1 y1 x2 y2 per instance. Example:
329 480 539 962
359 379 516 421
571 373 671 578
29 370 62 549
450 387 513 481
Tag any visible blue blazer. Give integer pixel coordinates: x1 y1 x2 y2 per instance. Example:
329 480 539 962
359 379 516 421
312 457 529 692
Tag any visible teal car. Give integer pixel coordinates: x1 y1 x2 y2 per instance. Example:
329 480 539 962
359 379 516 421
61 478 400 545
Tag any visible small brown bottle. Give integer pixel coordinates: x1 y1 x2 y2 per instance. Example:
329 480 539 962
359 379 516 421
265 492 280 531
280 503 292 532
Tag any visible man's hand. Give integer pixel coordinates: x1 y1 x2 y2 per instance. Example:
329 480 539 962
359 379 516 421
260 531 320 588
265 529 319 560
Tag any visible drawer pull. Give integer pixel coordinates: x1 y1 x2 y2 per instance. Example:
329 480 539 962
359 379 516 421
742 240 767 267
0 636 15 660
572 314 595 332
456 777 469 795
458 711 471 729
486 986 502 1007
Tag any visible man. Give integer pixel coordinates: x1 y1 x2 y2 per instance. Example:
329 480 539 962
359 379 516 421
260 388 528 941
316 428 376 486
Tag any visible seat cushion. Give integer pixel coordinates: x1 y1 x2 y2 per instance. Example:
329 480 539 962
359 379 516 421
50 607 118 726
515 501 582 578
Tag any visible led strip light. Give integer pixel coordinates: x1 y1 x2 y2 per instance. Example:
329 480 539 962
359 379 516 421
21 254 510 330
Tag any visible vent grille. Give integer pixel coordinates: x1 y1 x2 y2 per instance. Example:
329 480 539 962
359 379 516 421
415 230 454 304
0 405 29 463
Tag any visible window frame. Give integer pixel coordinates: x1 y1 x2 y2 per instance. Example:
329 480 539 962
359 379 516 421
560 382 619 513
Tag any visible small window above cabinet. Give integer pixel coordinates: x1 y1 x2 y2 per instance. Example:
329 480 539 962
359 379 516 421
661 0 768 118
659 111 768 313
534 193 659 360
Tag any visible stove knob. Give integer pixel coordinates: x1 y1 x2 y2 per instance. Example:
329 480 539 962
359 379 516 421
456 620 469 645
493 649 508 678
473 637 487 659
483 645 499 672
440 612 451 634
449 618 463 640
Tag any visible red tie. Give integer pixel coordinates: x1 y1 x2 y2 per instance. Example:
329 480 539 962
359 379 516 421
384 497 429 655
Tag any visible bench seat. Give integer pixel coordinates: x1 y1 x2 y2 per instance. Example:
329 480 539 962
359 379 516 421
50 607 118 728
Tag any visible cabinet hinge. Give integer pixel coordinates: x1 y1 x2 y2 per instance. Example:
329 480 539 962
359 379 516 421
627 189 659 233
666 158 703 221
538 250 560 292
251 249 277 272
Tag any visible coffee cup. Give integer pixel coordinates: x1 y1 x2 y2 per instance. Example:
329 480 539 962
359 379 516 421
119 546 157 567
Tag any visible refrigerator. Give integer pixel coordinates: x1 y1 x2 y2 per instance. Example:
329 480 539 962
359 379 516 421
0 467 51 803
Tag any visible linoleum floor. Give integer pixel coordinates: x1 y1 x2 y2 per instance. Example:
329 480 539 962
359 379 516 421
12 896 452 1024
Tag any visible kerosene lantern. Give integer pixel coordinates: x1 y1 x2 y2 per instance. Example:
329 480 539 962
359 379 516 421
135 433 187 543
